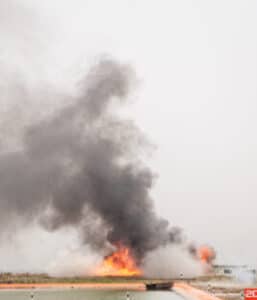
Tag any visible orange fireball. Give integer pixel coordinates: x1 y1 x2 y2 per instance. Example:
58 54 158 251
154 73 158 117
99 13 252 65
197 245 216 264
94 244 142 277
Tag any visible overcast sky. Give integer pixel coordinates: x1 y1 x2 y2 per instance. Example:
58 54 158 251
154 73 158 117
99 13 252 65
0 0 257 272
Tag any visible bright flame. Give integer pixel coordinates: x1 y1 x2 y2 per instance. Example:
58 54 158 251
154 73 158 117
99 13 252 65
197 245 216 264
94 244 142 277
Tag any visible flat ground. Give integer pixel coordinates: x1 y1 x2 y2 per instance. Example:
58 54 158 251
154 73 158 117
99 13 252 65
0 282 145 290
0 274 165 290
0 273 256 300
189 275 257 300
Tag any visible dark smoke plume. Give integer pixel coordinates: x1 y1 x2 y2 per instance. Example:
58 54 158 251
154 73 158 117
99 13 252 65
0 59 181 262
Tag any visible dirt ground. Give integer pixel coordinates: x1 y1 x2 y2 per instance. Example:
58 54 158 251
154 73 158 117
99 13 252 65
0 275 256 300
189 276 257 300
0 282 145 290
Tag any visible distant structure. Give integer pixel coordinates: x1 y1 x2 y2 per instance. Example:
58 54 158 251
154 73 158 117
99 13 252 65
214 265 256 283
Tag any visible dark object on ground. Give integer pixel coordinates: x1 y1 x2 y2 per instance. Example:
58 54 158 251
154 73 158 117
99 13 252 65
145 282 173 290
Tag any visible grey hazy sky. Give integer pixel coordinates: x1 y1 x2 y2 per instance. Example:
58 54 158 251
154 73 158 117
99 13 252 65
0 0 257 272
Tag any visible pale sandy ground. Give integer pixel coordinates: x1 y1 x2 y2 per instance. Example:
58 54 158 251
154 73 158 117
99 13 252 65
0 282 145 290
0 279 255 300
0 281 227 300
189 278 257 300
174 282 224 300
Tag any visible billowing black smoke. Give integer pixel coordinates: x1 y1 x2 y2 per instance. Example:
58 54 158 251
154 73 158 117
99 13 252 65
0 59 181 262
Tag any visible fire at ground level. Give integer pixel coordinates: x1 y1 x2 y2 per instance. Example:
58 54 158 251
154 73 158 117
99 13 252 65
92 243 216 277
